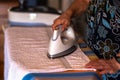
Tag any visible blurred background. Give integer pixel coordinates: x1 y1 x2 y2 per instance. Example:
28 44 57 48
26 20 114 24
0 0 73 80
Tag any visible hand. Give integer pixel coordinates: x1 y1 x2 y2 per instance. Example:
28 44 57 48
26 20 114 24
85 59 119 75
52 15 71 31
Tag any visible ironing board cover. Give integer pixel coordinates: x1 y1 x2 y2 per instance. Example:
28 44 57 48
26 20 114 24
4 27 98 80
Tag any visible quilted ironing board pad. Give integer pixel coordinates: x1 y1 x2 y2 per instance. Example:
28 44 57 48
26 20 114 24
4 27 99 80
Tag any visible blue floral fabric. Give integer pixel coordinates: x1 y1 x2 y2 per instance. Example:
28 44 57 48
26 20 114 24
85 0 120 80
102 70 120 80
86 0 120 59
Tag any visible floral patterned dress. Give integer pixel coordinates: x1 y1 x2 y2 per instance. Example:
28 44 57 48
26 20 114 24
86 0 120 59
85 0 120 79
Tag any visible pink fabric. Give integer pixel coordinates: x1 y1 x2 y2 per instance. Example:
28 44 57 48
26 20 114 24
4 27 91 80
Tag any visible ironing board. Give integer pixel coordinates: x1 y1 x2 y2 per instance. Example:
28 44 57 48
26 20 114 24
4 27 99 80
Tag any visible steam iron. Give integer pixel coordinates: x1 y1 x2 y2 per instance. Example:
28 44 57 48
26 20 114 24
48 26 77 59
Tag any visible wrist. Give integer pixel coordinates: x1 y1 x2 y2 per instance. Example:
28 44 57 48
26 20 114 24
109 58 120 72
113 58 120 70
62 9 73 18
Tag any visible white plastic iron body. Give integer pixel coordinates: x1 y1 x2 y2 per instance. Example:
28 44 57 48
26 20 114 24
47 26 77 59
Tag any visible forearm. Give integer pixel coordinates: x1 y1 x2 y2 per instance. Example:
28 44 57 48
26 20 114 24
61 0 90 19
52 0 90 30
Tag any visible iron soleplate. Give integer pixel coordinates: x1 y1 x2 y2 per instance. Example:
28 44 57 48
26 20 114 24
47 45 77 59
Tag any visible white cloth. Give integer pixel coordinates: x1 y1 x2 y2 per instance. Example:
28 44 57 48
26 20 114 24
4 27 90 80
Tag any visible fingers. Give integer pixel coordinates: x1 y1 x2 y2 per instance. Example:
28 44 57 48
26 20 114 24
52 17 70 31
86 60 105 67
99 69 114 74
52 19 61 30
85 59 114 74
61 20 70 31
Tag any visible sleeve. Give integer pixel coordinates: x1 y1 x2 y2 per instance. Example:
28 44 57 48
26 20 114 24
102 70 120 80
